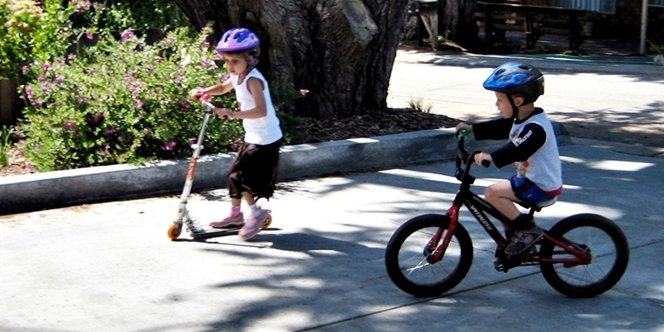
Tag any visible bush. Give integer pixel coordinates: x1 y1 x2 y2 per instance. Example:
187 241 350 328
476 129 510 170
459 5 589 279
20 27 244 171
0 0 83 81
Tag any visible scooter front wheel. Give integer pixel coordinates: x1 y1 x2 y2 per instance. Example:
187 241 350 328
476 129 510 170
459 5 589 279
261 214 272 229
167 222 183 240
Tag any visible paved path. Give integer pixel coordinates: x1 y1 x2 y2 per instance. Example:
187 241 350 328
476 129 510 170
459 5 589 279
2 143 663 332
388 50 664 152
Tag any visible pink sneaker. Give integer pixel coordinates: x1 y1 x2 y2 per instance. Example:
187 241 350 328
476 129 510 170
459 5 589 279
238 209 268 240
209 212 244 228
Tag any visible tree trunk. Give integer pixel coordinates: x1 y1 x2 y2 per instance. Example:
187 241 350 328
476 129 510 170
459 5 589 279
173 0 409 120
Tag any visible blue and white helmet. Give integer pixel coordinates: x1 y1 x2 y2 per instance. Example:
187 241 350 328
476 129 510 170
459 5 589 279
483 62 544 104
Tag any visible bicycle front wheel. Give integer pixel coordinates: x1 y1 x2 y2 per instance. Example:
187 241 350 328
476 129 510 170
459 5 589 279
539 213 629 298
385 214 473 297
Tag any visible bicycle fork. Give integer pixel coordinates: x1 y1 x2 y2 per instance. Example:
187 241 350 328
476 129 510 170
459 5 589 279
426 205 462 264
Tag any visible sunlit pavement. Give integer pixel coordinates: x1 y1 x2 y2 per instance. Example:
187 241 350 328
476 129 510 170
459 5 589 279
1 143 663 331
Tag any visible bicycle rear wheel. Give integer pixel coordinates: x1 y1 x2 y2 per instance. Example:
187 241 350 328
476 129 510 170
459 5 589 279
539 213 629 298
385 214 473 297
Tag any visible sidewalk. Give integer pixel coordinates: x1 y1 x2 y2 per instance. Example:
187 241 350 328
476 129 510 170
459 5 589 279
1 143 663 332
388 48 664 152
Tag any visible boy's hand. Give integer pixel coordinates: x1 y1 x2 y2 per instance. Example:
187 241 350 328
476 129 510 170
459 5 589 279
474 152 492 167
455 122 472 132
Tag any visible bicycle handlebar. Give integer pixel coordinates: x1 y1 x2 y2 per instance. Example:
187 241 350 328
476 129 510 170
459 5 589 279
455 129 490 183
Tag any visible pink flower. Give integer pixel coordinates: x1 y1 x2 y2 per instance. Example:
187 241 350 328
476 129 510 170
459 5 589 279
121 30 135 42
161 141 177 151
63 119 77 131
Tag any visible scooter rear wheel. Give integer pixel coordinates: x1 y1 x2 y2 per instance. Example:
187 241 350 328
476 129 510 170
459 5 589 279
167 222 183 240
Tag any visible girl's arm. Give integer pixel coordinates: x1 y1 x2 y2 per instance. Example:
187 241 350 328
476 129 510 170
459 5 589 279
231 77 268 120
188 78 233 100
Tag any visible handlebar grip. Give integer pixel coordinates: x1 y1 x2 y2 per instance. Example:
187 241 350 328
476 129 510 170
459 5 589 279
457 128 471 139
481 160 491 168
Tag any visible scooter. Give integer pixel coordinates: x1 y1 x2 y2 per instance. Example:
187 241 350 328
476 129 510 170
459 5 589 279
167 96 272 241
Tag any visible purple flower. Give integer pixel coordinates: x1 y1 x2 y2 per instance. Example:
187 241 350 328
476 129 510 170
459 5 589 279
41 82 51 91
134 98 144 108
121 30 135 42
161 141 177 151
105 128 117 136
40 64 50 72
86 111 105 125
25 86 34 101
21 65 29 74
54 76 64 85
63 119 77 131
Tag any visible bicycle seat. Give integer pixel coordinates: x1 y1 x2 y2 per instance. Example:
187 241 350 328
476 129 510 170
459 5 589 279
518 197 557 211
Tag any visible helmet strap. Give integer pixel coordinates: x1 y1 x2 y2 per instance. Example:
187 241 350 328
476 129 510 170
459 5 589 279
507 95 519 120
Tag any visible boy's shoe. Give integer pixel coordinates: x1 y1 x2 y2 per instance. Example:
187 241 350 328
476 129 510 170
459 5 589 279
238 209 269 240
209 212 244 228
505 225 544 256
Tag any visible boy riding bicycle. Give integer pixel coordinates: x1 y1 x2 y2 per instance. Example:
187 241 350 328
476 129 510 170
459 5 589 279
456 62 563 257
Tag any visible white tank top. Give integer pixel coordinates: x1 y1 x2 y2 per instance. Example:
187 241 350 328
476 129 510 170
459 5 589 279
231 69 282 145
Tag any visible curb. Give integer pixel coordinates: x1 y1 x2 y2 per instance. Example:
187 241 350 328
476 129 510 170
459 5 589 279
1 125 571 215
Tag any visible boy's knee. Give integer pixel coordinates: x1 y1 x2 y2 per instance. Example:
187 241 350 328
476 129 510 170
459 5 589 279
484 185 499 202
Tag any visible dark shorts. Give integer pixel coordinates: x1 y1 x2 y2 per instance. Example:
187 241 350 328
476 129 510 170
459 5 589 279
510 175 559 206
227 139 281 200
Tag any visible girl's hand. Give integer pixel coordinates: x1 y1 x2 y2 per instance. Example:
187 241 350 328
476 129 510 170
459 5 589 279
212 107 233 119
188 88 204 100
474 152 492 167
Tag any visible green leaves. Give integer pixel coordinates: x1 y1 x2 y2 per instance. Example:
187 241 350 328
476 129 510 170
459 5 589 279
21 28 242 171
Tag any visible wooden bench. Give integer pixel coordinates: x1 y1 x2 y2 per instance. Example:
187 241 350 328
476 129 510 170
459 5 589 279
475 1 586 51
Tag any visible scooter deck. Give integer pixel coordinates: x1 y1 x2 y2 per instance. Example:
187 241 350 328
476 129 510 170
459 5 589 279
191 225 242 240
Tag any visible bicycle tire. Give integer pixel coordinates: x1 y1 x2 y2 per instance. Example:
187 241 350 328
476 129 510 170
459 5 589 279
539 213 629 298
385 214 473 297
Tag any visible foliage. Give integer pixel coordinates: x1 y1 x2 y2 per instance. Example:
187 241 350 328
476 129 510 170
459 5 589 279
0 0 87 80
20 27 244 172
0 125 13 166
99 0 190 31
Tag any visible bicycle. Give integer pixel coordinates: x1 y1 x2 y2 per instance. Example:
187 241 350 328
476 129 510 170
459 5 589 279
384 129 629 298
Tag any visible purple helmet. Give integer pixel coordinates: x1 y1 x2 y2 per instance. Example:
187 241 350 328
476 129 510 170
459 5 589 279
215 28 260 53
